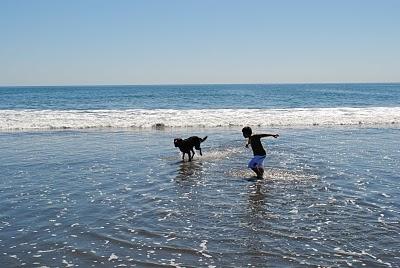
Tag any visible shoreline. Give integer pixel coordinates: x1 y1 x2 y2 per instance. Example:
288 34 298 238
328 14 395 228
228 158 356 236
0 123 399 134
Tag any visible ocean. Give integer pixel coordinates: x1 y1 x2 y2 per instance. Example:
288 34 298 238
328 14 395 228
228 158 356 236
0 84 399 267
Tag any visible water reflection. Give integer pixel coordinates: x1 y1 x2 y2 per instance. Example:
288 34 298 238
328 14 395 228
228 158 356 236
176 161 203 180
243 181 269 262
248 181 266 215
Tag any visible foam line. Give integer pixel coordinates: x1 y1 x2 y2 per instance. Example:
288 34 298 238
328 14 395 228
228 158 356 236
1 107 399 130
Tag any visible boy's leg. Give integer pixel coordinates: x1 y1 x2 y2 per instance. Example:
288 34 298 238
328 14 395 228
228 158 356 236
251 167 263 178
258 167 264 178
257 156 266 178
249 156 265 178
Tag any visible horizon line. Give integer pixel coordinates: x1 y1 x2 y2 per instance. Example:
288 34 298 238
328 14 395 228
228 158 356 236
1 81 400 88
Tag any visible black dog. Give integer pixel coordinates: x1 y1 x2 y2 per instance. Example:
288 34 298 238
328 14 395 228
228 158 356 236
174 136 208 162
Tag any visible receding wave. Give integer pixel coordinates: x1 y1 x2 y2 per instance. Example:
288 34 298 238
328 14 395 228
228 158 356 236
1 107 399 131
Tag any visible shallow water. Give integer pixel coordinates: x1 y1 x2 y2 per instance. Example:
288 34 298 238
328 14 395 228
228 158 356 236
0 127 399 267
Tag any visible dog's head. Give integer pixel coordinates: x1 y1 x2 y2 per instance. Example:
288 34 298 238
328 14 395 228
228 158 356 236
174 138 183 147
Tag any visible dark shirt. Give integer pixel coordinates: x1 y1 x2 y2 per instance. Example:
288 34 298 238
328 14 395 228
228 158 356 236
249 134 266 156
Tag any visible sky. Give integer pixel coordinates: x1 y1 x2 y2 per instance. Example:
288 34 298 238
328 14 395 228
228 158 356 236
0 0 399 86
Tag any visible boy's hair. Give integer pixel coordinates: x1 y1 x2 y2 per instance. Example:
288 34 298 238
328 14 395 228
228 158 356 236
242 126 252 135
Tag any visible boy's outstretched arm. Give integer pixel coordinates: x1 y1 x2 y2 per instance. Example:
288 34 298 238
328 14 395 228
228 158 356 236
259 133 279 138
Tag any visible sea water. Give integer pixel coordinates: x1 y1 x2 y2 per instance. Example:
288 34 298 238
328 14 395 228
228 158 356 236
0 84 399 267
1 84 400 130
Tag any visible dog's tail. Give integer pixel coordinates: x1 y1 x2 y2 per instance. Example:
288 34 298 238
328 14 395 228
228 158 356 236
201 136 208 142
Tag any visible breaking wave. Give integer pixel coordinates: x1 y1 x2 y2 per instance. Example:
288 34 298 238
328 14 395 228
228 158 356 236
1 107 399 131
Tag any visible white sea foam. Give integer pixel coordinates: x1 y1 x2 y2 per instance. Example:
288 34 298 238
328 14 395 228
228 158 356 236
0 107 399 131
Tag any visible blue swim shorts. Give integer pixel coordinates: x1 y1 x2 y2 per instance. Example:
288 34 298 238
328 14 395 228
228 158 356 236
248 155 266 169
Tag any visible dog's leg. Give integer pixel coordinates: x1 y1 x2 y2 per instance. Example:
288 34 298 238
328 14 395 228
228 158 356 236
182 153 185 161
195 141 203 156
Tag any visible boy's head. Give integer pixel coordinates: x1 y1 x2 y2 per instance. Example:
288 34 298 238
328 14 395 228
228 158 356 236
242 126 252 138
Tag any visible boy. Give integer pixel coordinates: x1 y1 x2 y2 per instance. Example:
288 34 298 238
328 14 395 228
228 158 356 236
242 126 279 179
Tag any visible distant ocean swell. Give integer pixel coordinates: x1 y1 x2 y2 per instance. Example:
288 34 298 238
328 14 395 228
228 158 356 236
1 107 399 130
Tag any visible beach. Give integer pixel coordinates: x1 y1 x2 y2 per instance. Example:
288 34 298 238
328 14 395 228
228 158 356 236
2 0 400 265
1 125 399 267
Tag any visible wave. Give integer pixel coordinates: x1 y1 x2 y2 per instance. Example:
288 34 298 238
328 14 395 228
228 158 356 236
1 107 399 131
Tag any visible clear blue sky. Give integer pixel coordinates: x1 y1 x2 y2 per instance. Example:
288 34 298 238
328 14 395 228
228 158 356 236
1 0 399 85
